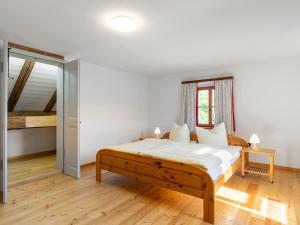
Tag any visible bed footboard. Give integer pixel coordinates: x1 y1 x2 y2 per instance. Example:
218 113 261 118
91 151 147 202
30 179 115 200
96 149 215 224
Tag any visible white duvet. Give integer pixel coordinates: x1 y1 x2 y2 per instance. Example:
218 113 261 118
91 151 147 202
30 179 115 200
107 138 241 180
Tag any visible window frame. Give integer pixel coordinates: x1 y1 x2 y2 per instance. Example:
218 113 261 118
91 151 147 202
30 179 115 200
196 86 215 128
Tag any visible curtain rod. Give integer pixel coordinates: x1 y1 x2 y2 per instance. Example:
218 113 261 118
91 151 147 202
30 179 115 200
181 76 233 84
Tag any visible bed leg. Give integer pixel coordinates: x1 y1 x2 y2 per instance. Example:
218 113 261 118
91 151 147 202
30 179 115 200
203 191 215 224
96 152 101 183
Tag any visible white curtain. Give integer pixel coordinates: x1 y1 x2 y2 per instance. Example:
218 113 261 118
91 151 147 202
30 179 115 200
214 79 235 134
179 83 197 131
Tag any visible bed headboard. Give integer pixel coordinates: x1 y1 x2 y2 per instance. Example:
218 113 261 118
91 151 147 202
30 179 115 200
162 132 248 147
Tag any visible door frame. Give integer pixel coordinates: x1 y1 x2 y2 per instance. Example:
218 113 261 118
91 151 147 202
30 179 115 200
1 43 81 203
56 63 64 170
0 40 8 203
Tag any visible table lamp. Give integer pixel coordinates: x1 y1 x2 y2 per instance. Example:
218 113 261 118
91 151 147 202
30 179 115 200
154 127 161 139
250 133 260 148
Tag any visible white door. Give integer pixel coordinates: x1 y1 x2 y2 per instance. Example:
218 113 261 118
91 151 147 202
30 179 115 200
0 41 8 203
64 59 80 178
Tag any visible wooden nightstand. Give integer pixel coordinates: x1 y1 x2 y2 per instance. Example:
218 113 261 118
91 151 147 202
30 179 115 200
132 136 156 142
241 147 275 183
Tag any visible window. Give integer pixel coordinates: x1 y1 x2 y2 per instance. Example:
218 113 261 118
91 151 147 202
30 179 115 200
196 86 215 128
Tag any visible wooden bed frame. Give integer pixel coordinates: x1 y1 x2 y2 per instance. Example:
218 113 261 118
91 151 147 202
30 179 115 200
96 132 248 224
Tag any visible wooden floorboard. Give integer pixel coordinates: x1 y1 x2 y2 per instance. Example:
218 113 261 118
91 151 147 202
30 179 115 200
1 165 299 225
8 152 61 187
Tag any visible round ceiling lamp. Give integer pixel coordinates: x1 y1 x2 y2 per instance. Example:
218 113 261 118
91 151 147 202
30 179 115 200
110 16 137 32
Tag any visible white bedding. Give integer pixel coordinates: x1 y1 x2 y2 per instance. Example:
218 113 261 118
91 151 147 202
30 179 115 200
107 138 241 180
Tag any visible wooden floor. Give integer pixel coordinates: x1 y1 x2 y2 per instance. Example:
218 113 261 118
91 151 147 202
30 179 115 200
1 165 299 225
8 152 61 187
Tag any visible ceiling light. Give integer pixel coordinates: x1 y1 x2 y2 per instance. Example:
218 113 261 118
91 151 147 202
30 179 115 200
110 16 137 32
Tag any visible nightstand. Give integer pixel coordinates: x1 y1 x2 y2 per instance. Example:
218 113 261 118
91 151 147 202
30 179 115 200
241 147 275 183
132 136 156 142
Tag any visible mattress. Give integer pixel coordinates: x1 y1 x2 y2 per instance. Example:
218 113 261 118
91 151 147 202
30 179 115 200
207 152 240 180
107 138 241 180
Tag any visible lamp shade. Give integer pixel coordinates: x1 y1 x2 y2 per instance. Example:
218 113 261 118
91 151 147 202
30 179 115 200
154 127 161 135
250 134 260 147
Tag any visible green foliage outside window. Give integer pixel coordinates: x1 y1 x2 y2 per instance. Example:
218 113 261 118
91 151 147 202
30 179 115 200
198 89 215 126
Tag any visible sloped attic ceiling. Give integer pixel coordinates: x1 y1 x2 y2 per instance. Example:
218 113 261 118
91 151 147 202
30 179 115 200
8 55 58 112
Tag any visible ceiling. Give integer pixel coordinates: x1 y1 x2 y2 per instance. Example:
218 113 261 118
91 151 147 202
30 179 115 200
1 0 300 76
9 56 58 111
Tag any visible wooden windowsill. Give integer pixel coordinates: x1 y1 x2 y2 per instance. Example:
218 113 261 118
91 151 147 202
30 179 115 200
197 125 214 129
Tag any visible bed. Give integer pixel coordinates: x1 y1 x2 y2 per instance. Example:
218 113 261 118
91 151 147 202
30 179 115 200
96 132 248 224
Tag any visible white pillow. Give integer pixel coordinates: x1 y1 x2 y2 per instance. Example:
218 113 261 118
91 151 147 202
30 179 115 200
169 123 190 143
195 123 228 146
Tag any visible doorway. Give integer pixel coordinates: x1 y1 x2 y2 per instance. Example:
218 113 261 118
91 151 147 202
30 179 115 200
7 52 63 187
1 41 80 203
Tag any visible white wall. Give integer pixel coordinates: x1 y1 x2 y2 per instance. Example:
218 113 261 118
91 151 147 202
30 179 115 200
79 61 148 165
148 57 300 169
8 127 56 158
